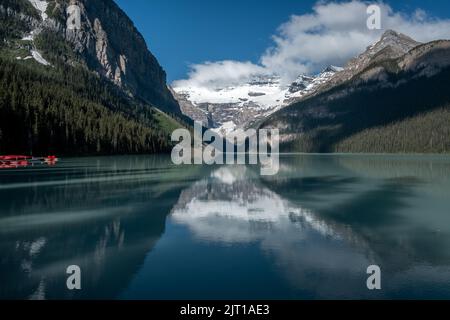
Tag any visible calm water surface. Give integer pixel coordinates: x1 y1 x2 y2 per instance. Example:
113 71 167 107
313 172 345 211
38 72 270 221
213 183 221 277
1 154 450 299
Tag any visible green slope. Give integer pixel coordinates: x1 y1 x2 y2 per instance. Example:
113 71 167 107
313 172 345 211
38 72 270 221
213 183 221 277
0 54 182 155
262 63 450 154
0 0 188 156
333 107 450 154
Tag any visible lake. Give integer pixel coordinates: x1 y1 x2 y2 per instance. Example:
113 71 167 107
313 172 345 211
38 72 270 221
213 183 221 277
1 154 450 299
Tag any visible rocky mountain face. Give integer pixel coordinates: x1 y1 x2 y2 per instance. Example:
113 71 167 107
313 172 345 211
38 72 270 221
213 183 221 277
284 65 343 104
315 30 421 93
172 67 342 134
0 0 185 155
1 0 180 114
170 87 212 127
260 30 450 153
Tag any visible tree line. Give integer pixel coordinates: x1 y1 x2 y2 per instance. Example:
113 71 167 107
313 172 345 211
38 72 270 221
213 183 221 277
0 55 178 155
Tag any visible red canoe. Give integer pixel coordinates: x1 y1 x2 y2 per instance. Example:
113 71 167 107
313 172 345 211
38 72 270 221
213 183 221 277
0 155 59 169
0 155 32 161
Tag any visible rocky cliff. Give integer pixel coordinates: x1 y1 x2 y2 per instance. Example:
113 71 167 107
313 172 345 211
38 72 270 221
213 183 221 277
1 0 180 114
0 0 184 155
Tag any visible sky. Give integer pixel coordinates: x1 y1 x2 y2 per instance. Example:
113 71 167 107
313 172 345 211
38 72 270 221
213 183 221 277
114 0 450 86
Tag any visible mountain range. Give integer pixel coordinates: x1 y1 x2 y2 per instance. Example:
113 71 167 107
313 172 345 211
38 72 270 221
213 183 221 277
1 1 449 155
172 65 343 134
260 30 450 153
173 29 450 154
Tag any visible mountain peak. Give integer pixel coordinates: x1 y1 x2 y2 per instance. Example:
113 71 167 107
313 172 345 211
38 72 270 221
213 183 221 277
322 65 344 73
371 29 420 55
309 30 421 94
381 29 400 39
340 30 420 74
379 29 417 43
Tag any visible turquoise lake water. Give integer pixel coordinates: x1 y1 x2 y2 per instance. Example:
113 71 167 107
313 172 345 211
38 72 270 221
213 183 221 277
1 154 450 299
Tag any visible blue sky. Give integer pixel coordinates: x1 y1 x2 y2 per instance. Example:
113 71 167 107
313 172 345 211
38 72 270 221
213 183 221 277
114 0 450 83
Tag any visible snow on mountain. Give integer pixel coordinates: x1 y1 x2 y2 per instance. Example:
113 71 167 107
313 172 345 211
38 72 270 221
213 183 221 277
171 167 345 243
173 66 342 134
174 75 285 109
17 1 51 66
27 0 48 21
31 50 51 66
285 66 343 104
22 31 36 41
211 121 237 136
173 30 421 135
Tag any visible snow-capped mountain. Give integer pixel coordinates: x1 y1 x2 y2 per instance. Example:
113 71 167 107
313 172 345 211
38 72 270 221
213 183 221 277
173 30 422 135
172 66 343 134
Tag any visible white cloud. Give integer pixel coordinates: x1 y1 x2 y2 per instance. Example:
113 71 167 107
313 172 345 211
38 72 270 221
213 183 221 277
173 1 450 88
173 60 267 88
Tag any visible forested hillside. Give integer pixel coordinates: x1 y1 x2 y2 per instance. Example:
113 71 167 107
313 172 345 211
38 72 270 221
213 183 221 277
0 0 40 36
261 41 450 154
333 107 450 154
0 0 186 156
0 54 179 155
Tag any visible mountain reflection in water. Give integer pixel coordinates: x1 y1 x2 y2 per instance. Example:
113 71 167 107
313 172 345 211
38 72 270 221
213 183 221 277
1 155 450 299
